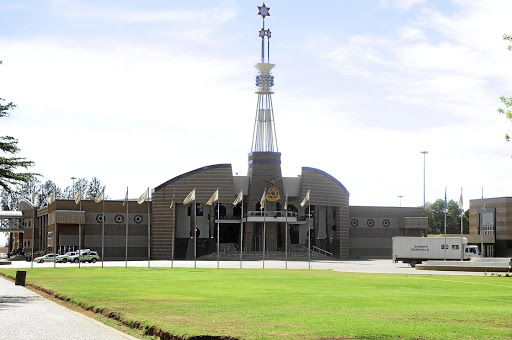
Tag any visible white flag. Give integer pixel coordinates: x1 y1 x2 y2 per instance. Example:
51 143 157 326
47 192 55 205
205 189 219 206
169 199 174 209
183 189 196 205
27 191 34 203
138 188 149 204
260 190 266 210
95 186 105 203
123 187 128 206
233 190 243 206
284 194 288 211
481 188 485 212
458 187 463 210
300 189 310 207
74 190 81 205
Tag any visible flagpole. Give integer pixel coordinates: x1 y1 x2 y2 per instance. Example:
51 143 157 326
444 186 447 261
262 188 266 269
480 187 484 258
285 193 288 270
194 188 197 269
240 191 243 269
54 187 57 269
148 187 151 268
308 187 311 270
125 187 128 269
460 187 463 261
31 186 35 269
217 189 220 269
102 190 105 268
172 187 175 268
79 195 81 269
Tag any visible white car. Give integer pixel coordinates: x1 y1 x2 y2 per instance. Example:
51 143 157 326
0 253 7 259
56 251 78 263
34 253 57 263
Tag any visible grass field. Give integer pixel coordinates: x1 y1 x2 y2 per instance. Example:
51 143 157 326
1 267 512 339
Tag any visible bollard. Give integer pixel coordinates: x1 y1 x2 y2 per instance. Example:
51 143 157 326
15 271 26 286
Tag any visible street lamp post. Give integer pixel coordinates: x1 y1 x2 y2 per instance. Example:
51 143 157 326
398 195 403 207
421 151 428 207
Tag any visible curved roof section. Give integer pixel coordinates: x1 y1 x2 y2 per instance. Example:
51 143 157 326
155 164 232 191
17 198 35 212
301 167 350 196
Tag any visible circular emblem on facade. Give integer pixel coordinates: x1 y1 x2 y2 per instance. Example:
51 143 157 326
367 219 375 227
266 186 281 202
134 215 143 224
382 219 390 227
350 219 359 227
115 214 124 223
95 214 104 223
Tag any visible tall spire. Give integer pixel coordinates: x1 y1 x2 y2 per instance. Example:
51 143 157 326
251 2 278 153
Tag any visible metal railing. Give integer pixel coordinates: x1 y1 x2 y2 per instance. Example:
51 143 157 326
247 211 298 218
311 245 332 258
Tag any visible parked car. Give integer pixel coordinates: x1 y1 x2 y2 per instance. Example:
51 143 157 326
34 253 57 263
68 251 100 263
0 252 8 259
56 251 79 263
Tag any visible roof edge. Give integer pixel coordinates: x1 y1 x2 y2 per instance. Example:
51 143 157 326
155 163 232 191
301 167 350 196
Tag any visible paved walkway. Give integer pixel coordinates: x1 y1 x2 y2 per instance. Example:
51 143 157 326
0 277 137 340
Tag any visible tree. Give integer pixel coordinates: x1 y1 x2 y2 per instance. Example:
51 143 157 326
498 34 512 142
0 60 38 192
62 177 108 200
422 199 469 235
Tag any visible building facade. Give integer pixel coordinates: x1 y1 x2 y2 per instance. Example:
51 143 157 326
11 4 427 261
469 197 512 257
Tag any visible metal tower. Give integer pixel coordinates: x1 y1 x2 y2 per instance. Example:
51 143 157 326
251 3 278 153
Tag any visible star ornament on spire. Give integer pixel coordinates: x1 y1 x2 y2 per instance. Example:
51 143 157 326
258 3 270 19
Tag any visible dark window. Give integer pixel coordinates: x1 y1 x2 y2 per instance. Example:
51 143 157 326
188 203 204 216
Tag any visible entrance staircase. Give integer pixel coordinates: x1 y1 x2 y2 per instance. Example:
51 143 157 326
198 243 333 261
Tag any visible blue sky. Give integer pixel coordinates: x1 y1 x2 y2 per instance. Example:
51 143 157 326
1 0 512 217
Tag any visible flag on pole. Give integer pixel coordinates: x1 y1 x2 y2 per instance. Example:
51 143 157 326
300 189 310 207
260 190 266 210
233 190 243 206
74 189 81 205
443 187 447 210
284 194 288 210
27 191 34 203
205 189 219 206
458 187 463 210
123 187 128 206
170 199 174 209
481 190 484 210
95 186 105 203
47 191 56 205
183 189 195 205
138 188 149 204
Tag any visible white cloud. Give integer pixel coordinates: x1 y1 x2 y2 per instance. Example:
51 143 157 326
394 0 427 10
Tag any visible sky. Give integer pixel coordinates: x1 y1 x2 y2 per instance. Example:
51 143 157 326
1 0 512 216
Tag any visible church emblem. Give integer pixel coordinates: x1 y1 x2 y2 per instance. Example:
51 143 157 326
266 186 281 202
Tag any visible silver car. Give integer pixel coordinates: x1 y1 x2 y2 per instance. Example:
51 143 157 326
34 253 57 263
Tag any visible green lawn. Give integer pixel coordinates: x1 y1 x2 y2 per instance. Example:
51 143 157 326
1 267 512 339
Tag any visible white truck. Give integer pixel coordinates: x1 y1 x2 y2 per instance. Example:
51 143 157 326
392 236 480 267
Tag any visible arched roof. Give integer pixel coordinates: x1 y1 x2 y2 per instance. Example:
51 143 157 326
301 167 350 196
154 164 232 191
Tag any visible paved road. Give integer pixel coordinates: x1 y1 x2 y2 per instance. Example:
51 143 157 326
0 276 137 340
1 258 484 275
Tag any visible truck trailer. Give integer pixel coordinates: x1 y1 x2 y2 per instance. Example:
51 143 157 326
392 236 480 267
